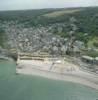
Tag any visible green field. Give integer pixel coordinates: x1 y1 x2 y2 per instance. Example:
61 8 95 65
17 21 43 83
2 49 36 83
0 61 98 100
43 9 81 18
88 37 98 48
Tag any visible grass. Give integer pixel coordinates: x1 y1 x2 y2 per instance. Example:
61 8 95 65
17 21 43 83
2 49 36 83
0 61 98 100
88 37 98 48
43 9 81 18
84 51 98 57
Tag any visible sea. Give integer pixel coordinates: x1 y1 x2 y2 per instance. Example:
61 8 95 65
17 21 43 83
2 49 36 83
0 60 98 100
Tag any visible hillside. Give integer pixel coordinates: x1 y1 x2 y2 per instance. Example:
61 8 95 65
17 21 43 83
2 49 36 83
1 7 97 39
0 7 98 57
43 8 82 17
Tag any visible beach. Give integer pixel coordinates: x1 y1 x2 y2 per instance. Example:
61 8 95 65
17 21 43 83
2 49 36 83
16 59 98 90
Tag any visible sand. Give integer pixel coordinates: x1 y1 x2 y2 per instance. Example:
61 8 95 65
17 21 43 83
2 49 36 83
16 59 98 90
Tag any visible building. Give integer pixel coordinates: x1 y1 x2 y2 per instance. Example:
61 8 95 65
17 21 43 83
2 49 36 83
81 56 94 64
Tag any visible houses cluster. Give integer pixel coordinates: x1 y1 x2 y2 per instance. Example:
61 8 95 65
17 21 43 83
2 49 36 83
0 20 98 74
81 55 98 65
0 21 68 55
0 20 87 57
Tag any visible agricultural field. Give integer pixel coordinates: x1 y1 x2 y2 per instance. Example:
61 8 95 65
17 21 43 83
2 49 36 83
43 9 81 18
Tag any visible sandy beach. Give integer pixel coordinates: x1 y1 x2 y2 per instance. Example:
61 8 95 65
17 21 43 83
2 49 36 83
16 59 98 90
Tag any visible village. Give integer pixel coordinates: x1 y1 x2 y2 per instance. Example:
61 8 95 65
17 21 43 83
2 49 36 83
0 19 98 75
1 4 98 100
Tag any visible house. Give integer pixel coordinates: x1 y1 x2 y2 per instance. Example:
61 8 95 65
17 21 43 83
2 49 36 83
73 46 81 56
74 41 85 49
81 56 94 64
95 57 98 65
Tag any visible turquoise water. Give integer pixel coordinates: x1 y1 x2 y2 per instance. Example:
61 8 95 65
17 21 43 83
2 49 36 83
0 61 98 100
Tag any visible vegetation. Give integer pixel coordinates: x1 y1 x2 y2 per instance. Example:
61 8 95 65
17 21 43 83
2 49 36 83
43 9 81 18
85 51 98 57
0 7 98 49
93 42 98 47
0 28 6 47
88 37 98 48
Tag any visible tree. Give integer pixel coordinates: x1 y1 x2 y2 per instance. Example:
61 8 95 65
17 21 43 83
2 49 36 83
66 17 78 55
0 28 6 47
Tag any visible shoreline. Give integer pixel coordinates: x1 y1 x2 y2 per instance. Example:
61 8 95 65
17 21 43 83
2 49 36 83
17 65 98 90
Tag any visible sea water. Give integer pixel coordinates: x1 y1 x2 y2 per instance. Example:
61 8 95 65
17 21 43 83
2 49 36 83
0 60 98 100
